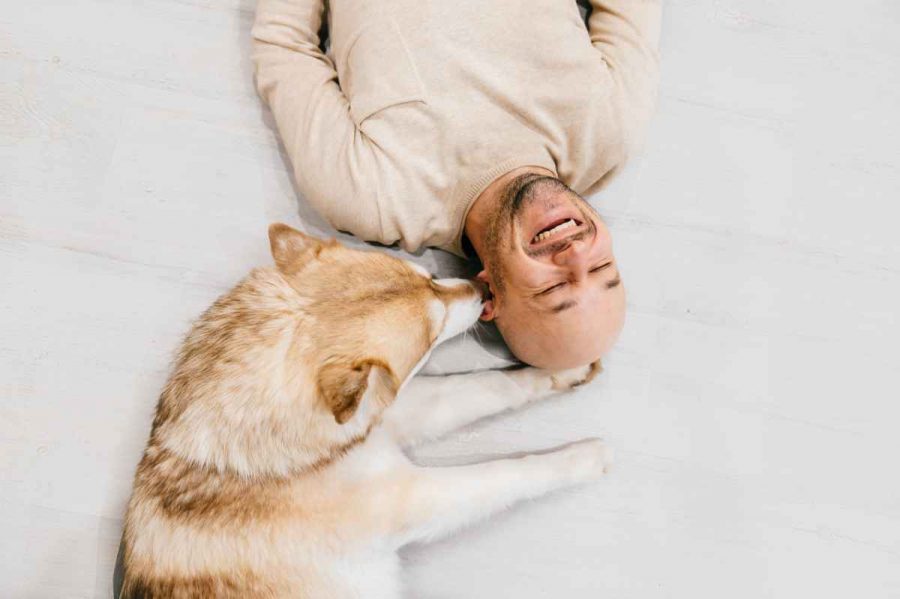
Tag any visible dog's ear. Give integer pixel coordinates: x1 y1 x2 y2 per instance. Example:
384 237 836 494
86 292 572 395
317 358 398 424
268 223 323 275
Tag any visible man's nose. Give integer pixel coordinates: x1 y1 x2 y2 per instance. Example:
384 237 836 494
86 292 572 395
551 237 589 269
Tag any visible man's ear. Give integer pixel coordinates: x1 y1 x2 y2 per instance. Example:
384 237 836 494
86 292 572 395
475 270 497 321
317 358 398 424
268 223 323 275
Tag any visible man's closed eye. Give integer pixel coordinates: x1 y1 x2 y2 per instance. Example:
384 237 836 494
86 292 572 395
537 262 614 296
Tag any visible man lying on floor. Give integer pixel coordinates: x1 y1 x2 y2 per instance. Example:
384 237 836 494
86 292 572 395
251 0 661 368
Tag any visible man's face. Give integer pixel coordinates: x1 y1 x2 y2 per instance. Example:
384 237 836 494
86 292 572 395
478 176 625 369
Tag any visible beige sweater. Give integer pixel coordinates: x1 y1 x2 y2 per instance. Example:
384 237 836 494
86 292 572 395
252 0 661 256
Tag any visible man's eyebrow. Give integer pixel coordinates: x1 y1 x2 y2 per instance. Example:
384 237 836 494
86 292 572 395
606 274 621 289
550 300 577 313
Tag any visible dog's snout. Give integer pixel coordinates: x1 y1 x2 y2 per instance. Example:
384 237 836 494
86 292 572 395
432 277 488 304
470 279 489 302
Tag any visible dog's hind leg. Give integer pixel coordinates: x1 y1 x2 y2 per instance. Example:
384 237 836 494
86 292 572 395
384 439 611 547
383 362 601 446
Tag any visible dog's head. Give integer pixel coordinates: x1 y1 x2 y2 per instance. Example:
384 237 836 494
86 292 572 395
268 223 484 427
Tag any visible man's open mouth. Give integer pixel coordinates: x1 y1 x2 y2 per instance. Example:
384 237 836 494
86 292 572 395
530 218 584 245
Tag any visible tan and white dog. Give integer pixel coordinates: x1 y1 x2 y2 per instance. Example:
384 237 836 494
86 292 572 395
119 223 610 598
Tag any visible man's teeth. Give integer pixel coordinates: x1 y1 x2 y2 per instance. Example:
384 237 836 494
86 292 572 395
532 219 577 243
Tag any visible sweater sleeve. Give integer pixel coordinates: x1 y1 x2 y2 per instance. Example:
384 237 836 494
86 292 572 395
251 0 383 240
587 0 662 152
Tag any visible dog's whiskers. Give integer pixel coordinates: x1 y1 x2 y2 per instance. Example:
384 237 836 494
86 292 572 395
470 321 487 345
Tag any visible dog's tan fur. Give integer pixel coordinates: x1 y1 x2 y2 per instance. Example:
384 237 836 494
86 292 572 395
120 224 608 598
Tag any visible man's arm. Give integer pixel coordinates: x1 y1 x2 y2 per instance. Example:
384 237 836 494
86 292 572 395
588 0 663 152
252 0 382 239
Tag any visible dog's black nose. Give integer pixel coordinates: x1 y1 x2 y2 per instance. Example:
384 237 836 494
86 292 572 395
470 279 490 301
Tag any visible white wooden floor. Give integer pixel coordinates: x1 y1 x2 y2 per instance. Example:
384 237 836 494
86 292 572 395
3 1 900 597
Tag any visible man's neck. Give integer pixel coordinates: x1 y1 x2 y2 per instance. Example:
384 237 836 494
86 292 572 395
464 165 557 260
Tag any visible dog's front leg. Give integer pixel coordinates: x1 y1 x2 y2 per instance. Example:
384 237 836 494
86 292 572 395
384 362 601 446
387 439 611 547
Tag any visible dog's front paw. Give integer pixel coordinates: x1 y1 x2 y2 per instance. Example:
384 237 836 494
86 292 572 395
550 360 602 391
507 361 602 400
559 438 613 481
